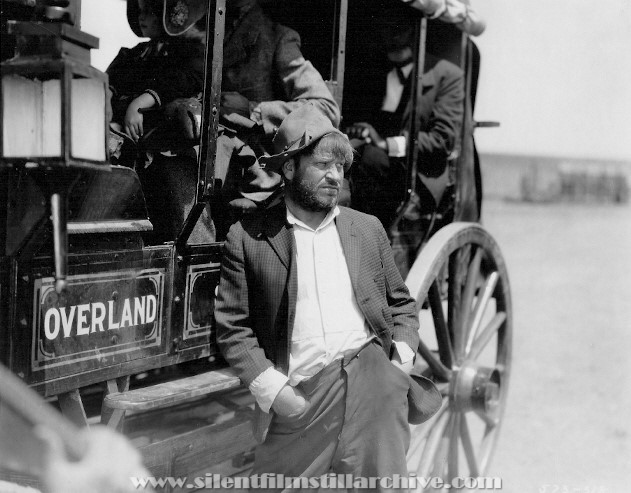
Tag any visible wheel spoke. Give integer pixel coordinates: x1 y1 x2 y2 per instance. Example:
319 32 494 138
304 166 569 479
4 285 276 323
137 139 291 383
407 428 430 468
459 247 483 345
418 339 452 381
434 381 450 396
447 252 462 358
468 312 506 361
465 272 499 355
407 400 447 472
429 281 454 368
460 414 479 476
419 406 451 478
475 408 499 428
431 412 452 479
447 412 460 481
403 223 512 487
407 431 429 469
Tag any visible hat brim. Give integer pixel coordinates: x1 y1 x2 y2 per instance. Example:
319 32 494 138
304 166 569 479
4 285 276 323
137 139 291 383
127 0 207 38
258 129 348 172
163 0 207 36
407 373 442 424
258 147 304 172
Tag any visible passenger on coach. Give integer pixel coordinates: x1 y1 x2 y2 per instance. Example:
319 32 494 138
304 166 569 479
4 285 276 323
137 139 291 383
107 0 213 244
346 21 464 230
214 0 340 233
106 0 339 242
106 0 206 165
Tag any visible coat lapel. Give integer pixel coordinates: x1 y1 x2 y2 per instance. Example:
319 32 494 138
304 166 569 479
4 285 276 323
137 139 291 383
402 67 437 124
335 210 362 292
261 206 293 270
261 205 298 367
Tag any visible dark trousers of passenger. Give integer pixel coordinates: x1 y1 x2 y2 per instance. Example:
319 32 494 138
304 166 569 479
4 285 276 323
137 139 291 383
251 342 410 493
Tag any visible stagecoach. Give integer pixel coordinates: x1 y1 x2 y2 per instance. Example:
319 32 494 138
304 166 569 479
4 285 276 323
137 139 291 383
0 0 511 490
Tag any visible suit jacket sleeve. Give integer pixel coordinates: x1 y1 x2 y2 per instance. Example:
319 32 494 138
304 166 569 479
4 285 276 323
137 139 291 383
256 27 341 134
375 217 420 351
215 221 274 386
417 61 465 176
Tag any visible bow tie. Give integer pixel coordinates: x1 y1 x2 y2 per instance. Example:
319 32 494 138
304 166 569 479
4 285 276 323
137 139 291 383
395 67 408 85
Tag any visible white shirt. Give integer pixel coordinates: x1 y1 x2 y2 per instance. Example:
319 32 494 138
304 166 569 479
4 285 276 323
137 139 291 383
287 206 370 384
381 63 414 113
249 206 414 412
381 63 413 158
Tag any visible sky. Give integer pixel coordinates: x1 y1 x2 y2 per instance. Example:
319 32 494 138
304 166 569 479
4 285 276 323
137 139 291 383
472 0 631 161
81 0 631 162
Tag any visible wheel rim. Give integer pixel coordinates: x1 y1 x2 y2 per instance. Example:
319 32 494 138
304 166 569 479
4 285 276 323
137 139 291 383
405 222 512 489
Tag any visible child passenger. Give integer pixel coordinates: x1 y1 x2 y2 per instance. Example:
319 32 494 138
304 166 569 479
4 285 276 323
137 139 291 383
106 0 206 147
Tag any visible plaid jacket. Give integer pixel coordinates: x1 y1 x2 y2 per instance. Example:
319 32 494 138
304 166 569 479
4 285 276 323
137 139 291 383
215 203 420 387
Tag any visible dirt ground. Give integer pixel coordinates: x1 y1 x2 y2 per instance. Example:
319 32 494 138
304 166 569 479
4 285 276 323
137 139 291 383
481 199 631 492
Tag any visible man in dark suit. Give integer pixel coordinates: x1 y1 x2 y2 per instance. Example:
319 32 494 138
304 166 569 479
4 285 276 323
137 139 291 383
215 104 440 489
346 23 464 230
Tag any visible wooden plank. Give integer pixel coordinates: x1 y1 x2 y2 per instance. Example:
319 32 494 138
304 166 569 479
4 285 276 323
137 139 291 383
101 376 130 430
171 417 255 479
103 368 241 412
100 408 125 430
214 388 255 412
57 389 89 428
139 412 256 480
29 346 216 397
68 220 153 234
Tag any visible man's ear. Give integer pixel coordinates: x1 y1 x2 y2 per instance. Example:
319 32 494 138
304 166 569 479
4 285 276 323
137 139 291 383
282 158 296 181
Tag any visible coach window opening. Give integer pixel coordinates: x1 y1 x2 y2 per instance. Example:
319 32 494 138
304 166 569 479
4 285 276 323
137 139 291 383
341 2 489 246
174 0 349 249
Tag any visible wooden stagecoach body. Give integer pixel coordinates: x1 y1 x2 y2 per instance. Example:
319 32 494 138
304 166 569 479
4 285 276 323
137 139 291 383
0 0 511 490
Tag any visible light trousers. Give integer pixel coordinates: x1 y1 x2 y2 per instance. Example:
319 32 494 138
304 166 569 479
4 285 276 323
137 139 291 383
251 342 410 493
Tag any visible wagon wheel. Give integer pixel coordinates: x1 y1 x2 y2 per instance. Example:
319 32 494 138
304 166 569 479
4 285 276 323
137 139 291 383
405 223 512 491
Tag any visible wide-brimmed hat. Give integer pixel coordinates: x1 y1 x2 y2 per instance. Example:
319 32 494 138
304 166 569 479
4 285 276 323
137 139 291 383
128 0 207 37
258 103 347 172
407 373 442 424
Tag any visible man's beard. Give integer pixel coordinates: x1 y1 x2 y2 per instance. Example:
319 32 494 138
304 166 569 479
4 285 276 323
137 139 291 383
286 176 339 212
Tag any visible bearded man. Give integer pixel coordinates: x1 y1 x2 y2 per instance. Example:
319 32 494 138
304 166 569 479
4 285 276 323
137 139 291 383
215 103 440 492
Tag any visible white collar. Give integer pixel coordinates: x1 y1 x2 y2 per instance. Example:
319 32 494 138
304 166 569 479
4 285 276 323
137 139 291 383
286 206 340 232
391 62 414 79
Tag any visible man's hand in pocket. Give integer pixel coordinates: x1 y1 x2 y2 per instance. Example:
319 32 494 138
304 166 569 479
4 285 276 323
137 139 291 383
271 384 308 418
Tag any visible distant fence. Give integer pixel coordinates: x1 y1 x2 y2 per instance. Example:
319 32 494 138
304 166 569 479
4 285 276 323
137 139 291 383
480 153 630 204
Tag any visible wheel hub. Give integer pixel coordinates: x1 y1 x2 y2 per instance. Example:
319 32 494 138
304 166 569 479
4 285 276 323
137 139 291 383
451 363 501 419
